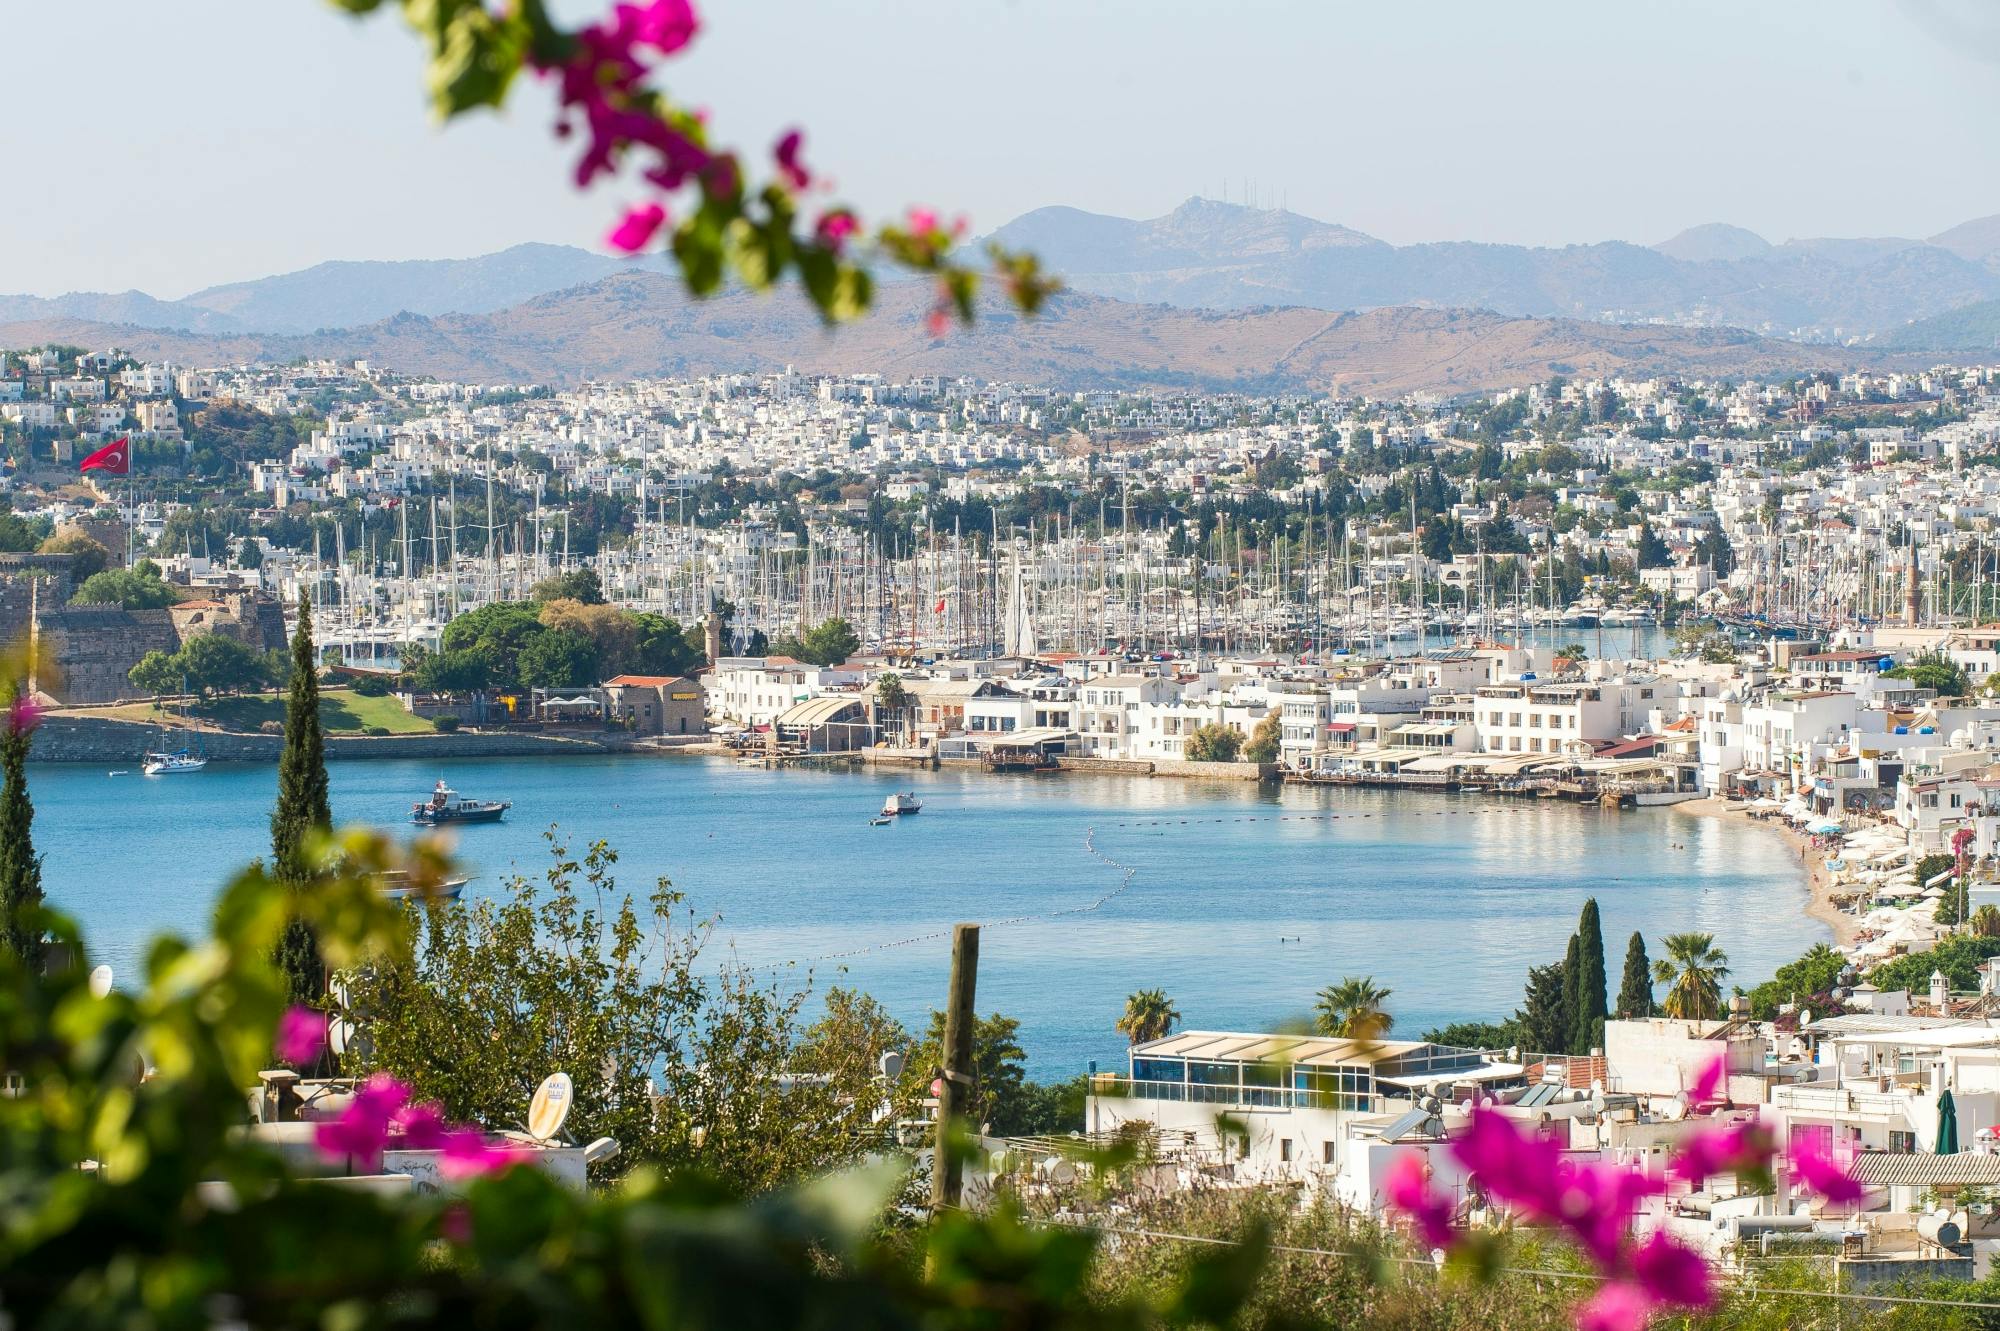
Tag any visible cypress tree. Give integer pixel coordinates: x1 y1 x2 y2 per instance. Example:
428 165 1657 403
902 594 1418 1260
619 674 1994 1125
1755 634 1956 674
0 698 43 968
1559 932 1581 1055
1572 898 1608 1054
1515 962 1568 1056
1617 931 1655 1019
271 593 331 1005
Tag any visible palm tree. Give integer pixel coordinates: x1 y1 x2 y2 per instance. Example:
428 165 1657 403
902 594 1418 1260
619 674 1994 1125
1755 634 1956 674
1314 977 1394 1040
1116 988 1181 1045
1651 933 1731 1020
1972 905 2000 939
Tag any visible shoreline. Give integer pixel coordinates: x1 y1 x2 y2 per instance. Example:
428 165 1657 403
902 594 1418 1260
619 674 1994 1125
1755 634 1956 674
1672 794 1857 946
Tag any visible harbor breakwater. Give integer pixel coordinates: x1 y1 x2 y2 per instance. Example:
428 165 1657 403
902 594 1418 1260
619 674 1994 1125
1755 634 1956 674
29 716 621 764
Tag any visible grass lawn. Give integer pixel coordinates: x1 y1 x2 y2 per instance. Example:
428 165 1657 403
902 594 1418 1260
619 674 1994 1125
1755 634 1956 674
92 689 437 735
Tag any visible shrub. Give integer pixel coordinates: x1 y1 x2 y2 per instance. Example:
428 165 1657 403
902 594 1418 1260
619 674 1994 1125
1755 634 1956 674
432 714 460 734
364 726 390 737
351 674 392 697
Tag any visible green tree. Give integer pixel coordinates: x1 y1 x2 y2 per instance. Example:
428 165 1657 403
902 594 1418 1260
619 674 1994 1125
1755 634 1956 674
530 567 605 605
1313 976 1393 1040
1115 988 1180 1045
1421 1020 1516 1049
776 616 861 667
38 526 111 583
905 1010 1031 1136
1242 709 1281 765
128 649 182 698
1635 520 1670 570
1616 931 1654 1019
416 646 494 695
1183 722 1243 763
1886 651 1967 698
1559 932 1582 1055
0 693 42 968
1741 942 1846 1020
271 593 332 1006
75 566 178 610
1870 935 2000 993
237 536 264 570
1515 962 1569 1055
0 512 50 553
1571 899 1607 1054
175 633 273 697
1652 932 1730 1021
516 627 599 689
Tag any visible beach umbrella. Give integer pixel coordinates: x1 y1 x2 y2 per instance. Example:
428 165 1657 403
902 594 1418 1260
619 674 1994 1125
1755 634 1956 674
1938 1088 1960 1154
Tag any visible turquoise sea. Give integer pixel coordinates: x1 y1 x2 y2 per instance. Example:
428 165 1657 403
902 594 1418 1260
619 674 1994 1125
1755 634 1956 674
34 755 1821 1076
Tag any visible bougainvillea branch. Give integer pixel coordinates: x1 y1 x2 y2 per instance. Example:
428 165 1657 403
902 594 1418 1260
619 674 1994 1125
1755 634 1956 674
326 0 1058 327
1386 1057 1861 1331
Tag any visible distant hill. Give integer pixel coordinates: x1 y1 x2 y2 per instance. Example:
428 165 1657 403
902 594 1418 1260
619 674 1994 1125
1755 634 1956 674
0 270 1931 397
1930 213 2000 266
1652 223 1771 264
1871 298 2000 352
0 243 651 336
985 198 2000 337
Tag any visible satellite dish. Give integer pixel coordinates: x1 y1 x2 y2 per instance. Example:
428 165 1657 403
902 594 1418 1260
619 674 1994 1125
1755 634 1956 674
88 965 113 999
528 1071 574 1142
328 1017 357 1058
1662 1093 1689 1123
328 973 352 1010
880 1049 904 1080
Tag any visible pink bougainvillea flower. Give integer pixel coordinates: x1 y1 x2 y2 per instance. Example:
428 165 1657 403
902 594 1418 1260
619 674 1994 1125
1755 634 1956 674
906 207 939 235
314 1074 411 1173
1630 1232 1713 1310
1788 1135 1864 1203
392 1101 450 1151
1689 1055 1725 1108
1451 1109 1661 1265
615 0 699 55
607 201 668 253
1575 1281 1655 1331
774 129 810 191
814 209 859 253
1383 1150 1455 1247
5 693 42 737
437 1127 520 1180
274 1006 327 1064
926 304 952 339
439 1201 474 1245
1669 1118 1774 1184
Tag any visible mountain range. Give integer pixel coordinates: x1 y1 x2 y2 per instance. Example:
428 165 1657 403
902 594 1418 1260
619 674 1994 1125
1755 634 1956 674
984 199 2000 340
6 199 2000 392
0 272 1933 398
12 200 2000 344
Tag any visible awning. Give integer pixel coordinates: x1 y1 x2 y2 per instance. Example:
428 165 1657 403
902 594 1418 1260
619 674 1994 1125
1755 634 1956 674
1847 1153 2000 1188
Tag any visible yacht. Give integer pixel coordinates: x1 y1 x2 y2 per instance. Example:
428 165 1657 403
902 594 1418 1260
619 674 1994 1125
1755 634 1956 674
142 749 208 776
881 791 922 816
411 780 511 825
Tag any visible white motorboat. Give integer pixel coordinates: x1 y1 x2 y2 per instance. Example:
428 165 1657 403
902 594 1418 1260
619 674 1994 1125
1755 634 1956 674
881 791 922 816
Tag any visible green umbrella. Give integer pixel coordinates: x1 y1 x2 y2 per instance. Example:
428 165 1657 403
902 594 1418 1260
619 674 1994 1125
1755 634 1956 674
1938 1088 1960 1155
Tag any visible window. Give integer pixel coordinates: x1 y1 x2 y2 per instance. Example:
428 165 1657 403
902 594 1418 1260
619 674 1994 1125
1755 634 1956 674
1888 1130 1915 1154
1323 1141 1336 1165
1279 1138 1294 1163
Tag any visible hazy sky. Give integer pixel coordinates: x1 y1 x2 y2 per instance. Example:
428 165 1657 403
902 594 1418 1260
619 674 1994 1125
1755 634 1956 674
8 0 2000 297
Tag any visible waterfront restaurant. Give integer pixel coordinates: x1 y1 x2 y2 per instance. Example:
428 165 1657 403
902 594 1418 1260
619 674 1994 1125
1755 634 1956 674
1086 1030 1525 1192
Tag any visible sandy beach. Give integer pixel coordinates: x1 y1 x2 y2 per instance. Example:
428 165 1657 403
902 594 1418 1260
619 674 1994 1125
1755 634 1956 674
1673 795 1859 946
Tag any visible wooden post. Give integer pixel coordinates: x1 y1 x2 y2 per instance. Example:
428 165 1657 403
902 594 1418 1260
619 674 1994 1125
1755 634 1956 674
930 922 980 1213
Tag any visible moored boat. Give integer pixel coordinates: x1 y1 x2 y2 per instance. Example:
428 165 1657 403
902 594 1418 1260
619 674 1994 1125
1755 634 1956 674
411 779 511 825
143 749 207 776
881 791 922 816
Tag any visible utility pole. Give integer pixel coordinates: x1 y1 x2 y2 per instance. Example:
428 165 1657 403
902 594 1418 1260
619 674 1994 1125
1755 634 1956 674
930 922 981 1214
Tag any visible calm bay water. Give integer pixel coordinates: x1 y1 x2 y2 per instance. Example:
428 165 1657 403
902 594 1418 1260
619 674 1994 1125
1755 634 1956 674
36 754 1820 1076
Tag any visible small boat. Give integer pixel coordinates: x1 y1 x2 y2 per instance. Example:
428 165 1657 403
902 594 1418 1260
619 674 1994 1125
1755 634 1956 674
881 792 922 816
870 815 893 827
143 750 208 776
376 870 471 902
411 779 511 825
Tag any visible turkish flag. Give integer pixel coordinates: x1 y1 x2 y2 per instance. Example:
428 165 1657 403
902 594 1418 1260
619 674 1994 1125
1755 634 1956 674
79 436 130 475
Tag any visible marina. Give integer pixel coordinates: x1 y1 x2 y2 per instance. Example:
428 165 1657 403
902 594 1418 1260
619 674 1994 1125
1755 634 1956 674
35 753 1823 1075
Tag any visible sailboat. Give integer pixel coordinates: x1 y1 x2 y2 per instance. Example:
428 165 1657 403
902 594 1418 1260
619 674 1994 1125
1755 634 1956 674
143 678 208 775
